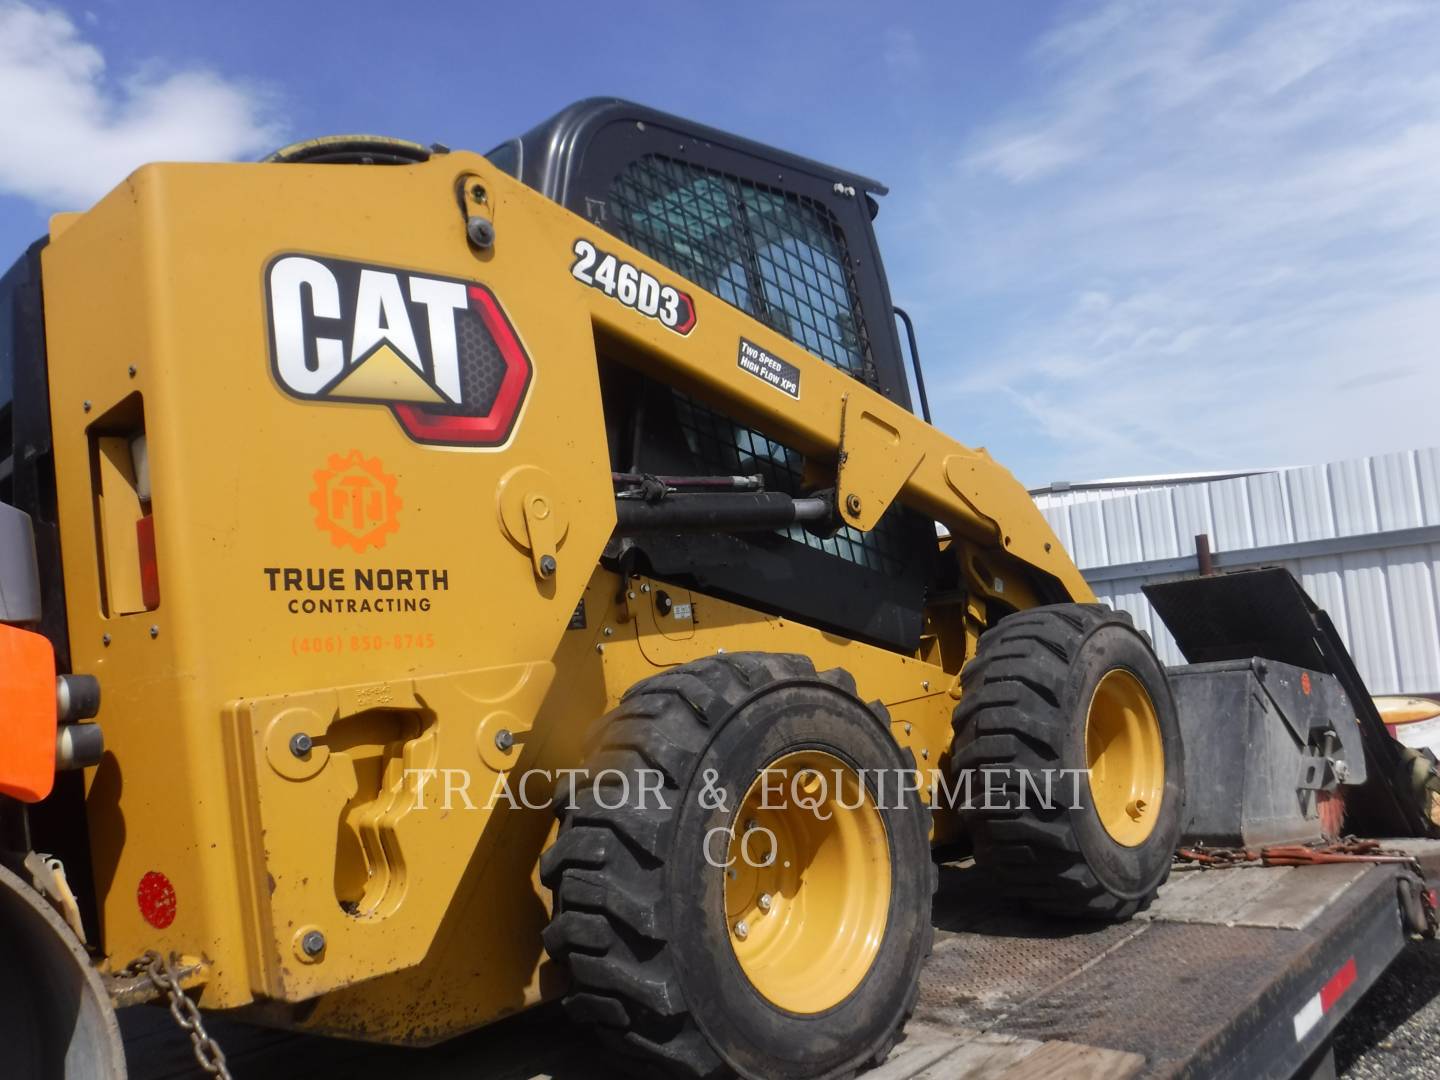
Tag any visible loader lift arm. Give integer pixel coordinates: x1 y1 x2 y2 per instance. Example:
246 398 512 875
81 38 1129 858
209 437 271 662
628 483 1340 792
490 97 1092 613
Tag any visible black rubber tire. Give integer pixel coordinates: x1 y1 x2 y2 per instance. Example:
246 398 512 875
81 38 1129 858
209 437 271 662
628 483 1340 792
950 604 1184 919
541 652 935 1080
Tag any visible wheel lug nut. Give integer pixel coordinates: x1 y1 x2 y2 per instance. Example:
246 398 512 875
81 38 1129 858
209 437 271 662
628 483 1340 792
734 920 749 940
758 893 772 912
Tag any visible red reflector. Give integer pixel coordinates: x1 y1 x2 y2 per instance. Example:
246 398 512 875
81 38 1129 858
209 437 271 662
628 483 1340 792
136 514 160 611
1320 957 1357 1011
137 871 177 929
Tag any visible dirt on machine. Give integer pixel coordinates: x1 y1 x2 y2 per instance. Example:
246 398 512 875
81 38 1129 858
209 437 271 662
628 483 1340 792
0 99 1432 1080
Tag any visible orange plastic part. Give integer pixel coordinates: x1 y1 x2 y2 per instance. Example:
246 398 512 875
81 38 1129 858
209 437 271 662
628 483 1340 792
0 624 57 802
137 513 160 610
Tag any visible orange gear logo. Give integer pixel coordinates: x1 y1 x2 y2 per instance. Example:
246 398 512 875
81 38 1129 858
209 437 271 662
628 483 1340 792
310 450 401 552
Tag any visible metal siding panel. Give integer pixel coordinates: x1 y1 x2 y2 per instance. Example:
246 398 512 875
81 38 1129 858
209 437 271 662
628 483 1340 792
1418 448 1440 526
1068 500 1108 570
1382 544 1440 694
1101 496 1143 565
1286 465 1335 541
1246 471 1293 548
1171 484 1212 558
1136 488 1181 560
1338 551 1400 694
1330 458 1380 536
1373 450 1424 532
1209 477 1255 552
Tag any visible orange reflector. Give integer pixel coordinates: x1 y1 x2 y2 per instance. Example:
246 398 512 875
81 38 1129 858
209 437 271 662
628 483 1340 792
0 625 57 802
137 514 160 611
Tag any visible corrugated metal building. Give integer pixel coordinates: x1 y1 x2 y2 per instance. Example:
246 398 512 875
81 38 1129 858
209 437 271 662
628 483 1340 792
1031 448 1440 696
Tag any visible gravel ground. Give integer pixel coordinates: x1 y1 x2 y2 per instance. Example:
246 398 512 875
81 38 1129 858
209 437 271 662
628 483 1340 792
1336 939 1440 1077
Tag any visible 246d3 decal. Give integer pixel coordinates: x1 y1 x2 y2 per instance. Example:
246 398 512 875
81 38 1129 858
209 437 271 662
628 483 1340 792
570 238 696 334
266 254 533 447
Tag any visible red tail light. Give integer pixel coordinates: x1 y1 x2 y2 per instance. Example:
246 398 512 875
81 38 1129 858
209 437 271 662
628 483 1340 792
136 514 159 611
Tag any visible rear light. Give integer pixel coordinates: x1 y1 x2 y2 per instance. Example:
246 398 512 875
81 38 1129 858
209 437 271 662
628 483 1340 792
131 434 159 611
88 395 159 614
136 514 160 611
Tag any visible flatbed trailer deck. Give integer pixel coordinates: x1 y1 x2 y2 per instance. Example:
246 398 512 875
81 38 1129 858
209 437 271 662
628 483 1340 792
123 842 1440 1080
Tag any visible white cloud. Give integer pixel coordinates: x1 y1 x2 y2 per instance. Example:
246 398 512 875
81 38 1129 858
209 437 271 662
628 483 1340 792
968 131 1086 183
0 3 281 209
896 0 1440 484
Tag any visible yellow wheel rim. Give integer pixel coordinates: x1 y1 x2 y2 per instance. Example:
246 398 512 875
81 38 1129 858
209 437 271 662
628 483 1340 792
1085 669 1165 847
724 751 890 1014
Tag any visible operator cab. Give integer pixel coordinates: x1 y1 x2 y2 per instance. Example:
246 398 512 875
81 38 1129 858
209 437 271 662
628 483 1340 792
488 99 938 651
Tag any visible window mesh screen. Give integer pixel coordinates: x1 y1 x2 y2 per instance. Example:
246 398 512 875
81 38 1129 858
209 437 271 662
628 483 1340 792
670 395 913 574
608 155 877 386
607 155 911 576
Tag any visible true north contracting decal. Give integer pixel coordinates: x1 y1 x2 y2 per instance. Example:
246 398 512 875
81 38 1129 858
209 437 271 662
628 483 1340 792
266 254 532 447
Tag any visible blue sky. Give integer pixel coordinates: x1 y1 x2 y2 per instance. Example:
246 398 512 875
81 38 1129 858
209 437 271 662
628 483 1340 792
2 0 1437 485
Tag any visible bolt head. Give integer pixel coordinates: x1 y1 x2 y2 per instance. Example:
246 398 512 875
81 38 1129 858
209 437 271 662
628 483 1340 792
128 365 137 377
538 554 557 578
469 183 486 202
758 893 772 912
466 215 495 249
494 728 515 753
603 626 614 637
101 634 111 647
82 400 92 412
845 493 862 516
640 583 651 593
148 625 159 638
733 920 749 940
290 732 313 758
301 930 326 957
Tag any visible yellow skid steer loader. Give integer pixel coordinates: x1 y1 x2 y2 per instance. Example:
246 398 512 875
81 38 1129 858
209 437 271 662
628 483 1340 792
0 99 1420 1079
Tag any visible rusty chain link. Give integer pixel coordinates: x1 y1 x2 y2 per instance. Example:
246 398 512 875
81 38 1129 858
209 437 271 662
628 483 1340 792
122 951 231 1078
